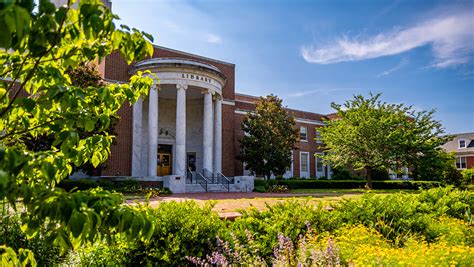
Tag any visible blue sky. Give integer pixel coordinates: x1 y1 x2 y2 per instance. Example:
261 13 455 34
112 0 473 134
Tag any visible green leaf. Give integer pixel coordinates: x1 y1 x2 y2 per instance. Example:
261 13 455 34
84 118 96 132
69 210 86 238
91 153 100 167
21 98 36 112
41 162 55 180
0 20 12 48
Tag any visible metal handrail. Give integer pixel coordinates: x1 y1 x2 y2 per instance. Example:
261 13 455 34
216 172 230 192
202 168 214 181
196 172 208 192
186 170 193 184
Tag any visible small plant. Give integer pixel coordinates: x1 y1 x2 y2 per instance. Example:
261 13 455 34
187 231 266 266
267 184 290 193
189 225 342 267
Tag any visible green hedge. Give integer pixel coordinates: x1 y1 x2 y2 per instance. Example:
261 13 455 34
254 179 442 190
57 178 167 193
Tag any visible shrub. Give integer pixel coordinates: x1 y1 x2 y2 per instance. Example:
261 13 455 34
462 168 474 180
335 193 434 244
126 201 227 266
267 185 290 193
231 201 341 260
442 165 465 187
57 178 170 196
334 187 473 244
331 166 354 180
254 179 270 190
188 229 341 266
315 224 474 266
253 186 266 193
57 178 99 192
370 168 390 180
461 168 474 187
0 211 63 265
253 179 442 190
417 186 473 221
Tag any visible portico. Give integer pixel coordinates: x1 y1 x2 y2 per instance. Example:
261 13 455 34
131 58 226 178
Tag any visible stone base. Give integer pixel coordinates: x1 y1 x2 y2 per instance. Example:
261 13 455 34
163 175 186 193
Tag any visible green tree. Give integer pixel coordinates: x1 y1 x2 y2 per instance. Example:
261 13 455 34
239 94 298 179
0 0 156 263
411 149 456 181
22 62 118 175
320 93 449 188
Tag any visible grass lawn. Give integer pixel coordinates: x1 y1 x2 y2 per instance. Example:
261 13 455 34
137 189 416 214
206 195 360 213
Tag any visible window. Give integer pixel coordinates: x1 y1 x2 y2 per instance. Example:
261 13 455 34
315 153 323 172
300 152 309 172
459 139 466 148
299 126 307 141
315 130 322 143
456 157 467 169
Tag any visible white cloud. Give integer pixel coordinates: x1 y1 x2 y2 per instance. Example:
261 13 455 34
376 58 408 77
205 33 222 44
301 11 474 68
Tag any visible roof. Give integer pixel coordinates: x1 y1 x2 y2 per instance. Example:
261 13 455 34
153 45 235 67
441 132 474 154
234 93 329 122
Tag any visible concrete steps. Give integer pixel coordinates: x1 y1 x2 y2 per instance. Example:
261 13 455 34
185 183 229 193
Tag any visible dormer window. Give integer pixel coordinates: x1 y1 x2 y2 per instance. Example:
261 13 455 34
459 139 466 148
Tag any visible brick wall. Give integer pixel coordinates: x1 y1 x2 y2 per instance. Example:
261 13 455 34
233 94 326 178
466 156 474 169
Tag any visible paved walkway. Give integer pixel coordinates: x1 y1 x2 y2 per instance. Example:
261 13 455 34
152 191 348 201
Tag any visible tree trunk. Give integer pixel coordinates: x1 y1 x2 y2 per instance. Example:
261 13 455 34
365 166 373 189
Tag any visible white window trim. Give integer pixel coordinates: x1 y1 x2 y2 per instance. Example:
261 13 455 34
300 126 308 142
315 152 324 176
300 151 310 178
456 156 467 170
458 139 466 149
315 129 323 144
283 151 294 179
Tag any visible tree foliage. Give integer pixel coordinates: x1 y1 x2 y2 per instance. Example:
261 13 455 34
0 0 156 263
22 62 118 175
239 94 298 179
320 93 450 188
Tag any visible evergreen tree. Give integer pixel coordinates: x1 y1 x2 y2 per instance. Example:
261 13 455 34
239 95 298 179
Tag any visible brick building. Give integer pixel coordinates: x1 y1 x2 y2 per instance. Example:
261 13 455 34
100 46 332 179
441 132 474 170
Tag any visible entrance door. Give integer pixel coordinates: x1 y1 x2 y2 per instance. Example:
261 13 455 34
157 144 173 176
157 153 172 176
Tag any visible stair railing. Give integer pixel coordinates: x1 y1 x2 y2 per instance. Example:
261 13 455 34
216 172 230 192
196 172 208 192
202 168 214 182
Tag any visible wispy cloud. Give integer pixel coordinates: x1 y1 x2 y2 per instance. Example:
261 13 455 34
288 88 355 98
205 33 222 44
376 58 408 77
301 11 474 68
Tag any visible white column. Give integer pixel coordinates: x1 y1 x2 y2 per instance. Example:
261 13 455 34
175 83 187 177
147 87 159 177
213 95 222 175
132 97 143 177
202 89 214 176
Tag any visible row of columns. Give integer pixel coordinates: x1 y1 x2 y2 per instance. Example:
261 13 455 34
143 83 222 177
